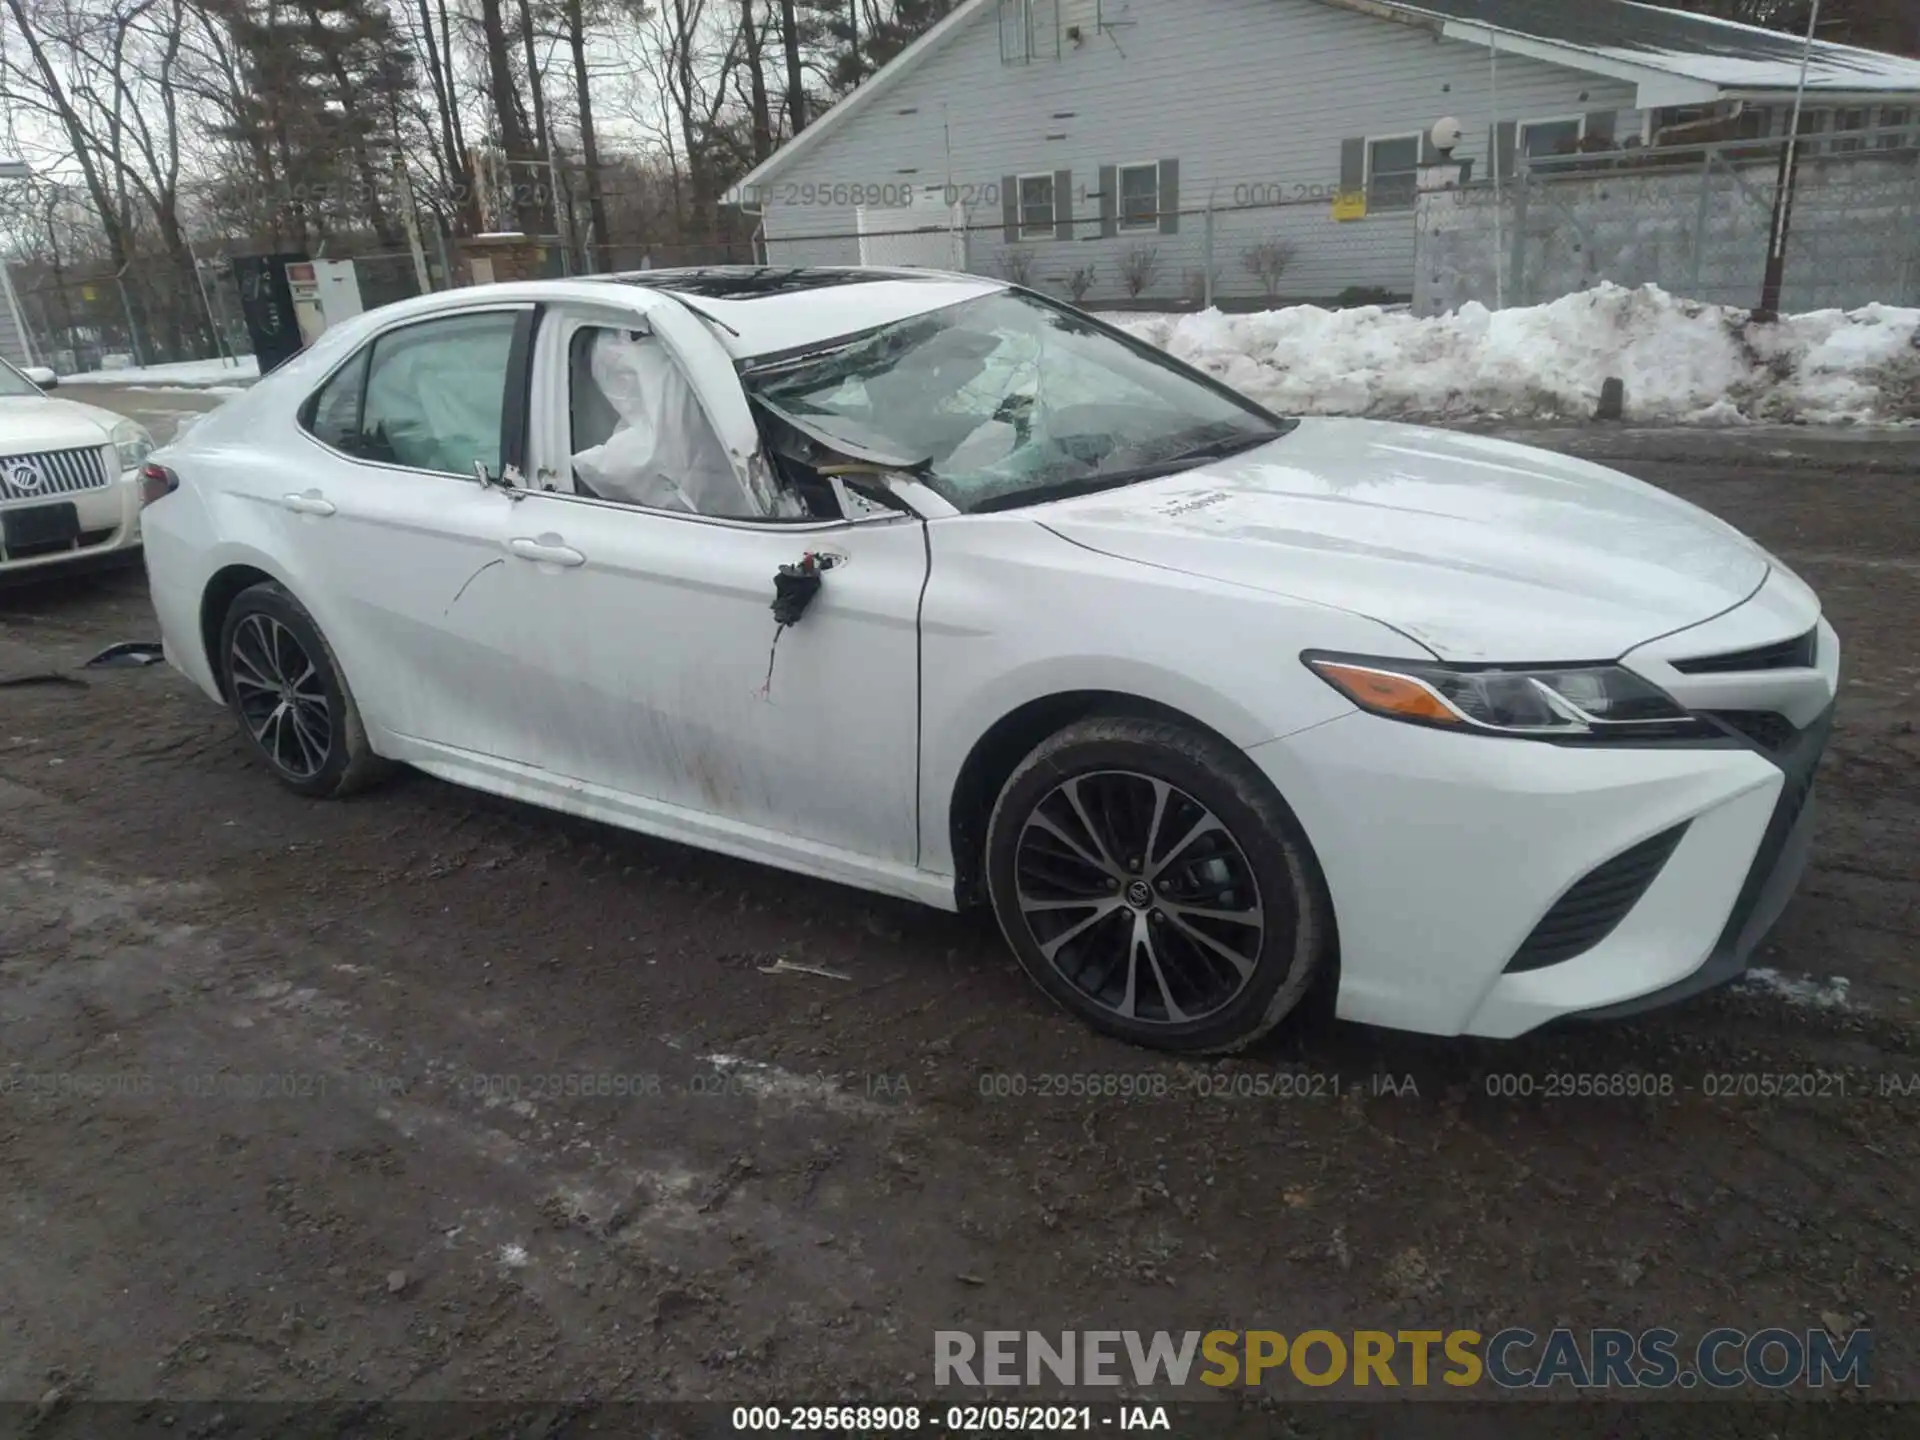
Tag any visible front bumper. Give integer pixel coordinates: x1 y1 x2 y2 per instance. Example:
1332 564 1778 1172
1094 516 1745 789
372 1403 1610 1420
1573 702 1828 1022
0 469 144 578
1247 622 1836 1038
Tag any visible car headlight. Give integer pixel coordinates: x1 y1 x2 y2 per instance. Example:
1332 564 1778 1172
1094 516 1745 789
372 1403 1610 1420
111 419 155 472
1304 652 1711 740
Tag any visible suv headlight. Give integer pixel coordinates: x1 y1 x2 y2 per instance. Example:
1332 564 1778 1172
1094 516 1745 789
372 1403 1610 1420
1304 652 1711 740
111 419 155 472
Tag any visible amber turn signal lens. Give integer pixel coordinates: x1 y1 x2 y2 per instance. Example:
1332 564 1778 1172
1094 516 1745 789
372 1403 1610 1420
1308 660 1463 725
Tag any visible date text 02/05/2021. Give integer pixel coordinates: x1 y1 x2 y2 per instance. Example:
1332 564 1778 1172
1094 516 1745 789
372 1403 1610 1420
728 1405 1171 1433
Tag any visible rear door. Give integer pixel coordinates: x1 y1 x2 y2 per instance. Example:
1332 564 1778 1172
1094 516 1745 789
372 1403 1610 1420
278 303 531 755
495 297 930 873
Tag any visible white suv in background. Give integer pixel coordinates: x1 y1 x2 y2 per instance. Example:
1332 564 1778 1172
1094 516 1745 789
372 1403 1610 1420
0 357 154 579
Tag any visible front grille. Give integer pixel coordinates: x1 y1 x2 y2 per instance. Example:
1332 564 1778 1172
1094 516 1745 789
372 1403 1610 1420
0 446 112 502
1708 710 1800 754
1672 629 1817 675
1505 824 1690 973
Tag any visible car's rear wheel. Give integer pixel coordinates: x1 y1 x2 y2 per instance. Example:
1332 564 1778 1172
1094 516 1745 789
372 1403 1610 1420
985 716 1330 1053
219 581 389 798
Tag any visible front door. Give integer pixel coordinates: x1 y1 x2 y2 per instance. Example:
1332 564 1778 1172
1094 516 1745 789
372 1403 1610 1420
495 298 928 869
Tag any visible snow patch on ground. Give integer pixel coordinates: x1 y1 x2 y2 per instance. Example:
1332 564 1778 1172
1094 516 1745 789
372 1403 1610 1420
1113 284 1920 426
1737 968 1855 1012
60 356 260 389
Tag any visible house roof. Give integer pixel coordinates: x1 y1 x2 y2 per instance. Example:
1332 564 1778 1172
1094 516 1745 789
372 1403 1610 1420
732 0 1920 196
1376 0 1920 94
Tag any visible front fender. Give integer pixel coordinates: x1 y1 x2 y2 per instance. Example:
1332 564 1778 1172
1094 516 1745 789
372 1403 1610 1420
916 517 1413 877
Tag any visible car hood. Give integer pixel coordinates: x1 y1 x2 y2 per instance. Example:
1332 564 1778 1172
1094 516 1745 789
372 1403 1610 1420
0 394 122 454
1036 418 1772 660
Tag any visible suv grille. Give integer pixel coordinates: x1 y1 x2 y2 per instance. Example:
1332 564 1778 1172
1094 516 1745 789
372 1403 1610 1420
0 446 112 502
1505 824 1690 974
1672 629 1817 675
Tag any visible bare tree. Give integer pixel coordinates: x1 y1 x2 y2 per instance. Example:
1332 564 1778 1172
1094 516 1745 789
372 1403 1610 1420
518 0 560 234
0 0 138 271
1242 239 1297 302
646 0 745 248
0 0 222 354
476 0 542 230
402 0 475 231
776 0 805 132
999 246 1037 286
1058 262 1096 303
560 0 612 266
738 0 774 161
1118 243 1160 299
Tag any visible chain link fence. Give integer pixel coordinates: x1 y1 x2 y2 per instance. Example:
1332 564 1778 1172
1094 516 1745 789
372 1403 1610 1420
757 183 1419 312
1416 124 1920 316
750 124 1920 320
7 256 237 372
23 125 1916 375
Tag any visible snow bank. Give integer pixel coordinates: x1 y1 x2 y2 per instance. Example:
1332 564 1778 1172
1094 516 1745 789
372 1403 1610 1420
60 355 260 389
1114 284 1920 426
43 284 1920 423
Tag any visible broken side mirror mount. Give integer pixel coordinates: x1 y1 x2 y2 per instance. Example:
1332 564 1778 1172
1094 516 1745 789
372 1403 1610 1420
772 552 829 626
473 458 528 501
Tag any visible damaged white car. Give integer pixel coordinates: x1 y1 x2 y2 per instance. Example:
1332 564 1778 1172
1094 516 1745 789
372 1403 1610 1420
139 269 1837 1051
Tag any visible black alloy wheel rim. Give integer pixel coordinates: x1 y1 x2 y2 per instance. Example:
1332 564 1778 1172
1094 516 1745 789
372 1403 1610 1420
230 613 334 780
1012 770 1270 1025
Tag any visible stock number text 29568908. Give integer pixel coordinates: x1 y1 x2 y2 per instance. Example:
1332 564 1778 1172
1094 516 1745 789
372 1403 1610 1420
742 181 1011 209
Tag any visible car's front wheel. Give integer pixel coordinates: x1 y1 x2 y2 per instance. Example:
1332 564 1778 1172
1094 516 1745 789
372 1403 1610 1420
218 581 390 798
985 716 1331 1053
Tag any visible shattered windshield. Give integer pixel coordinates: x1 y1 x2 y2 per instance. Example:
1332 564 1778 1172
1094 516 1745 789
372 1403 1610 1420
743 291 1289 513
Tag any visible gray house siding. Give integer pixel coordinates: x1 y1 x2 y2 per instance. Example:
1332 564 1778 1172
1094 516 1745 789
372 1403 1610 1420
756 0 1637 305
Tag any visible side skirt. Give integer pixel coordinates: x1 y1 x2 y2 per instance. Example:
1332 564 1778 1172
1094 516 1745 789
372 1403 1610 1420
377 730 961 912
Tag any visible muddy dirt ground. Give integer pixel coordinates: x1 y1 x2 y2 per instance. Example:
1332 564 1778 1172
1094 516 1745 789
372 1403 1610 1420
2 393 1917 1434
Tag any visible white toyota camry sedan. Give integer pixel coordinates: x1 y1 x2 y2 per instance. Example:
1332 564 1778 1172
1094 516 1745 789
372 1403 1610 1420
139 268 1838 1052
0 357 154 578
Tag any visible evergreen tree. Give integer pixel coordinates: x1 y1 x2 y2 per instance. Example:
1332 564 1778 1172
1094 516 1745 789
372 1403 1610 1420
796 0 955 100
211 0 418 247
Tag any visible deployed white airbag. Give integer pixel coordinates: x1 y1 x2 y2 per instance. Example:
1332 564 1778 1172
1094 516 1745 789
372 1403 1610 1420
363 335 507 476
572 330 759 516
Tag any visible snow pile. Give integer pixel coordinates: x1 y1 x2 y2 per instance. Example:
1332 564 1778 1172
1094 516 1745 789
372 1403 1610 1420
60 355 260 389
1115 284 1920 426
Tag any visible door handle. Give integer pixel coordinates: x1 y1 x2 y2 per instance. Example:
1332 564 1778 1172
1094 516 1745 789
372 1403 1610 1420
280 491 336 517
507 535 586 568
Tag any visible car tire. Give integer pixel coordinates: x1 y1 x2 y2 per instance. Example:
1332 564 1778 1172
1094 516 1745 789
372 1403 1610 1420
218 581 391 799
985 716 1331 1054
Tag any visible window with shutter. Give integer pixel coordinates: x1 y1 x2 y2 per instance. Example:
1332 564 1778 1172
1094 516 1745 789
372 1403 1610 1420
1366 135 1421 211
1018 174 1057 239
1118 163 1158 229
